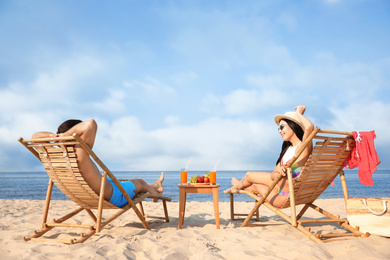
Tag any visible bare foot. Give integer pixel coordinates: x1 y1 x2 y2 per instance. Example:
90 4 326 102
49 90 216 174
224 178 243 193
152 172 164 195
231 178 240 187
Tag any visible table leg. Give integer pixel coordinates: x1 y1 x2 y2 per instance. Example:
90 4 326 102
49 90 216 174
212 188 220 229
178 188 187 229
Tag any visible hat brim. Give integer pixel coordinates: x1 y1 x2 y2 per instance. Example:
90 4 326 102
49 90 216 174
274 114 305 131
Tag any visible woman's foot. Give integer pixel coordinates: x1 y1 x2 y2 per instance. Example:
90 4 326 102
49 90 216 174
231 178 240 187
224 178 241 193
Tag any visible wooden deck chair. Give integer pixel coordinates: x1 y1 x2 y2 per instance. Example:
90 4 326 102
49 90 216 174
18 133 171 244
225 127 370 243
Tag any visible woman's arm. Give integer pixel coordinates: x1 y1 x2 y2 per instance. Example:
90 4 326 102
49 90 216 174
295 105 314 159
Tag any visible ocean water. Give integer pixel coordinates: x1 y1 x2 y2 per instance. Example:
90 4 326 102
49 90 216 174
0 170 389 202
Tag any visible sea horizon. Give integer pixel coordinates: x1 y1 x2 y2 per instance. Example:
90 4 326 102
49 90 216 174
1 169 389 202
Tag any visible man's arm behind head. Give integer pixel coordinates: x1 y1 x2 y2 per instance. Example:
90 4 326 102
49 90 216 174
60 119 98 148
31 131 55 139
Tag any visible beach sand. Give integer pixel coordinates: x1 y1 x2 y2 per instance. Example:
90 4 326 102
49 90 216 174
1 198 389 259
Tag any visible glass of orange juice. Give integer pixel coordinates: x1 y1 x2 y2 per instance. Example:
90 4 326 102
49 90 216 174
209 171 216 184
180 170 187 184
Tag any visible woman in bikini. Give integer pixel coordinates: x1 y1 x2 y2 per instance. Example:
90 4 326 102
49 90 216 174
225 105 314 208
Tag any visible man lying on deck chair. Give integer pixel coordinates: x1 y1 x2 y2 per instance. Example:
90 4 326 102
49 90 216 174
32 119 165 207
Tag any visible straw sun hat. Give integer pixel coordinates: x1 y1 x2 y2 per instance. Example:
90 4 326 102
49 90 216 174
274 111 305 131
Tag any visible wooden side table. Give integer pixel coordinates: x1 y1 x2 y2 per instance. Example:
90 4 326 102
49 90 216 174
178 183 220 229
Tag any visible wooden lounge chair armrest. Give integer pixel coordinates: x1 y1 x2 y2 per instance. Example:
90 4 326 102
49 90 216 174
224 190 261 200
147 194 172 201
133 192 151 204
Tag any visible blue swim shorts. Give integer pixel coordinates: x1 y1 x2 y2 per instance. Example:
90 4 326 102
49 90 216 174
107 177 136 207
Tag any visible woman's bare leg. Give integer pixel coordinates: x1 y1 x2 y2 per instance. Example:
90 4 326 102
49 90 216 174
225 171 274 192
250 183 288 208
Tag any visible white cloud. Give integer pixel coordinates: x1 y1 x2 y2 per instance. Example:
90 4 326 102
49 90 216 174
0 54 107 116
123 77 177 100
91 89 126 115
1 0 389 172
169 71 198 86
328 102 390 143
165 115 180 126
221 88 289 115
91 116 278 171
277 12 298 31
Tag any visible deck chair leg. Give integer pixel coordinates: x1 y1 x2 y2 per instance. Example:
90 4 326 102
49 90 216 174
241 199 264 227
339 171 349 205
286 169 297 227
100 204 134 229
251 200 260 222
41 179 54 229
138 201 145 217
53 207 85 223
24 179 54 241
162 200 169 222
85 209 97 223
133 206 150 229
296 204 311 221
136 196 170 223
230 193 235 221
308 203 337 219
229 193 260 222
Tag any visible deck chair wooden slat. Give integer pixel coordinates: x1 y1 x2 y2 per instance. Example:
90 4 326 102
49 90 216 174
18 133 171 244
225 127 370 243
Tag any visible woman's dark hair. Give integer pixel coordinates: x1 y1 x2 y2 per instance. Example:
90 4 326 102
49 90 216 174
57 119 82 134
276 119 304 165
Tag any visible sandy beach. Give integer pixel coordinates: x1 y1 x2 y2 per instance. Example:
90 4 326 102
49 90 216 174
1 198 389 259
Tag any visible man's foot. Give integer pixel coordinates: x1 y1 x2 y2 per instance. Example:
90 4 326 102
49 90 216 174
152 172 164 195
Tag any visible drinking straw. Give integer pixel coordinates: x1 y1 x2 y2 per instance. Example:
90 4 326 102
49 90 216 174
213 159 221 171
185 158 192 171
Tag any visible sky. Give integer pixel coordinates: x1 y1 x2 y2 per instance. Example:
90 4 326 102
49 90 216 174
0 0 389 172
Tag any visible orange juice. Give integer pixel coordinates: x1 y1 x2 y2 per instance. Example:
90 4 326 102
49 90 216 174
181 171 187 184
209 171 216 184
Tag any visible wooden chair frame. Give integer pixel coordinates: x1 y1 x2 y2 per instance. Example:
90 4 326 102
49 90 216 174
18 133 171 244
226 127 370 243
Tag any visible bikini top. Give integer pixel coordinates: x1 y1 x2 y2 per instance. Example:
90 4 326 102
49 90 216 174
282 142 302 180
282 142 301 165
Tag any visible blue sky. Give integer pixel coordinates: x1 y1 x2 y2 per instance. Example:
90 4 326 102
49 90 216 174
1 0 389 172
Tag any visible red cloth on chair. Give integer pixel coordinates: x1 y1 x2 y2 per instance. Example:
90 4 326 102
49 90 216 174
346 131 381 186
